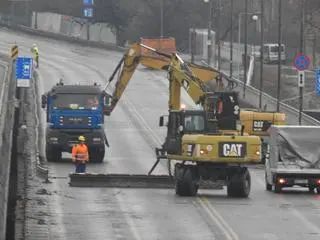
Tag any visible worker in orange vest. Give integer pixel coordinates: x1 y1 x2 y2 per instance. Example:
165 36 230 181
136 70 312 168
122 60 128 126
72 136 89 173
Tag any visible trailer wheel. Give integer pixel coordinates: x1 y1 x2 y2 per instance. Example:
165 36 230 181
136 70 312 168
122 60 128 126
228 168 251 198
45 146 61 162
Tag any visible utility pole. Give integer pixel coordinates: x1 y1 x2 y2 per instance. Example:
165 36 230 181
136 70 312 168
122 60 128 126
160 0 164 37
259 0 264 110
243 0 248 98
206 0 213 66
299 0 305 125
229 0 234 79
276 0 282 112
217 0 221 71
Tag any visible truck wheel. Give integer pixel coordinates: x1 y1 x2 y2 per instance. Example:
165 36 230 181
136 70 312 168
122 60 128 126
183 168 198 197
274 184 282 193
265 173 272 191
228 168 251 198
45 146 61 162
89 147 105 163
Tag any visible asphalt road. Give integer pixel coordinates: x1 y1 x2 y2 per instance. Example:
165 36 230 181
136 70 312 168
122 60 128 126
1 27 320 240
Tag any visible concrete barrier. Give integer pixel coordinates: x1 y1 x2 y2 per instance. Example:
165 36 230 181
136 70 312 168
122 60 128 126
0 58 17 239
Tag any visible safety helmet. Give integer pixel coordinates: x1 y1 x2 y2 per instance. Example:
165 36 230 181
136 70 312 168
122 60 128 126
78 136 85 141
33 43 37 47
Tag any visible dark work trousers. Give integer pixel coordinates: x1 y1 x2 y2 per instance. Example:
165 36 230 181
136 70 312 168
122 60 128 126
74 161 86 173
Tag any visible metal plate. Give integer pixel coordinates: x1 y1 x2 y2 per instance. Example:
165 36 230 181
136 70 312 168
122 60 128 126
68 173 223 189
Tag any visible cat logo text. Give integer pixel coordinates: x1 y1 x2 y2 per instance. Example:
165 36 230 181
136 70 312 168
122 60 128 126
219 142 246 158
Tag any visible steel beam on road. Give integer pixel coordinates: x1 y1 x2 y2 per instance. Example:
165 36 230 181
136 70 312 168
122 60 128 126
68 173 223 189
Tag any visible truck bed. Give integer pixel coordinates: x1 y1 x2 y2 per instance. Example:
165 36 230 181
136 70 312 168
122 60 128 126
270 163 320 176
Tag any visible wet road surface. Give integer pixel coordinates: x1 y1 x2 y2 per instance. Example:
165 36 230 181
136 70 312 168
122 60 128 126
0 27 320 240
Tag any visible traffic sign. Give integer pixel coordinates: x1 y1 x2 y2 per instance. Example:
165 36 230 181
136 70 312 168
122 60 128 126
16 57 33 87
298 71 305 88
316 69 320 96
83 0 94 5
293 54 310 71
83 8 93 18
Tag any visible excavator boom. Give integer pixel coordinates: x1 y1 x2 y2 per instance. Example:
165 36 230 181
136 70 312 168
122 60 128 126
103 43 141 115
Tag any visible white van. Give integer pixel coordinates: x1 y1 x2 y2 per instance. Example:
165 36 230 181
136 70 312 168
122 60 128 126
262 43 286 64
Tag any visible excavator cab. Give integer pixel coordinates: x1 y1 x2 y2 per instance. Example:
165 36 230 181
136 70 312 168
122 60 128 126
159 91 242 155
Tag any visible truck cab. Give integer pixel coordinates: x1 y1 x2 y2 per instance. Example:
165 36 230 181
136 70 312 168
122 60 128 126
41 82 110 162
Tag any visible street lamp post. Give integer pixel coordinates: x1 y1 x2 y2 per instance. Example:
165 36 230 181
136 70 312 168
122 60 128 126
243 0 248 98
160 0 164 37
259 0 264 110
298 0 305 125
204 0 213 66
230 0 234 79
238 11 261 97
217 0 221 71
276 0 282 112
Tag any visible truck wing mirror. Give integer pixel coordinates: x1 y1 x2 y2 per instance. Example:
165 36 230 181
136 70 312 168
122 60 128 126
159 116 164 127
41 94 47 108
104 95 111 106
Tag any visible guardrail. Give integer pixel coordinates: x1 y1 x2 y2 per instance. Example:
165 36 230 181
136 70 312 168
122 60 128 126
31 70 50 182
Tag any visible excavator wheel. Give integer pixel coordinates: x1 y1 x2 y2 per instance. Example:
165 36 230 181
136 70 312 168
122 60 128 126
227 168 251 198
45 146 61 162
174 164 198 197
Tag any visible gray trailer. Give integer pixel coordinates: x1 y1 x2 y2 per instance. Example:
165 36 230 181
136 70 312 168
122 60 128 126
265 125 320 193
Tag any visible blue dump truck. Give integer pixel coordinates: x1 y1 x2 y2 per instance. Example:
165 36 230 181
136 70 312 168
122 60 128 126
41 80 110 163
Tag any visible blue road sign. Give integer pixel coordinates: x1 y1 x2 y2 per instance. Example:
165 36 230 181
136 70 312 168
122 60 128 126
83 0 94 5
16 57 33 87
315 69 320 96
83 8 93 18
293 54 310 71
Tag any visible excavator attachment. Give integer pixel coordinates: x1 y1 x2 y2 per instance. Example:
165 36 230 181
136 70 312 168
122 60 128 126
69 173 175 188
68 172 223 189
69 150 223 189
140 37 176 70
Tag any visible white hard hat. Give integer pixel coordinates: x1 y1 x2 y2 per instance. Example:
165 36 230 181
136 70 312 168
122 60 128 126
32 43 37 47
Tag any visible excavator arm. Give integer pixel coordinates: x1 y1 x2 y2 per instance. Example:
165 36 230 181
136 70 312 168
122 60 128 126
103 43 141 115
103 42 224 116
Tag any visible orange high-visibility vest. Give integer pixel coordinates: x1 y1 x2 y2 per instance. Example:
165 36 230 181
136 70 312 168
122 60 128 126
72 144 89 162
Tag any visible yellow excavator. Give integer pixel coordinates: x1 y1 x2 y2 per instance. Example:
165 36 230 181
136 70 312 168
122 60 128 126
69 42 284 197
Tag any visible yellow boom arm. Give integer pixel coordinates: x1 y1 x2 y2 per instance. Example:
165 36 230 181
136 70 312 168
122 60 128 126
103 42 222 115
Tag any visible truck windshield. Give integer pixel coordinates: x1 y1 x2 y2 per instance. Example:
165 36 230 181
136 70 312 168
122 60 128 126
52 93 100 110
